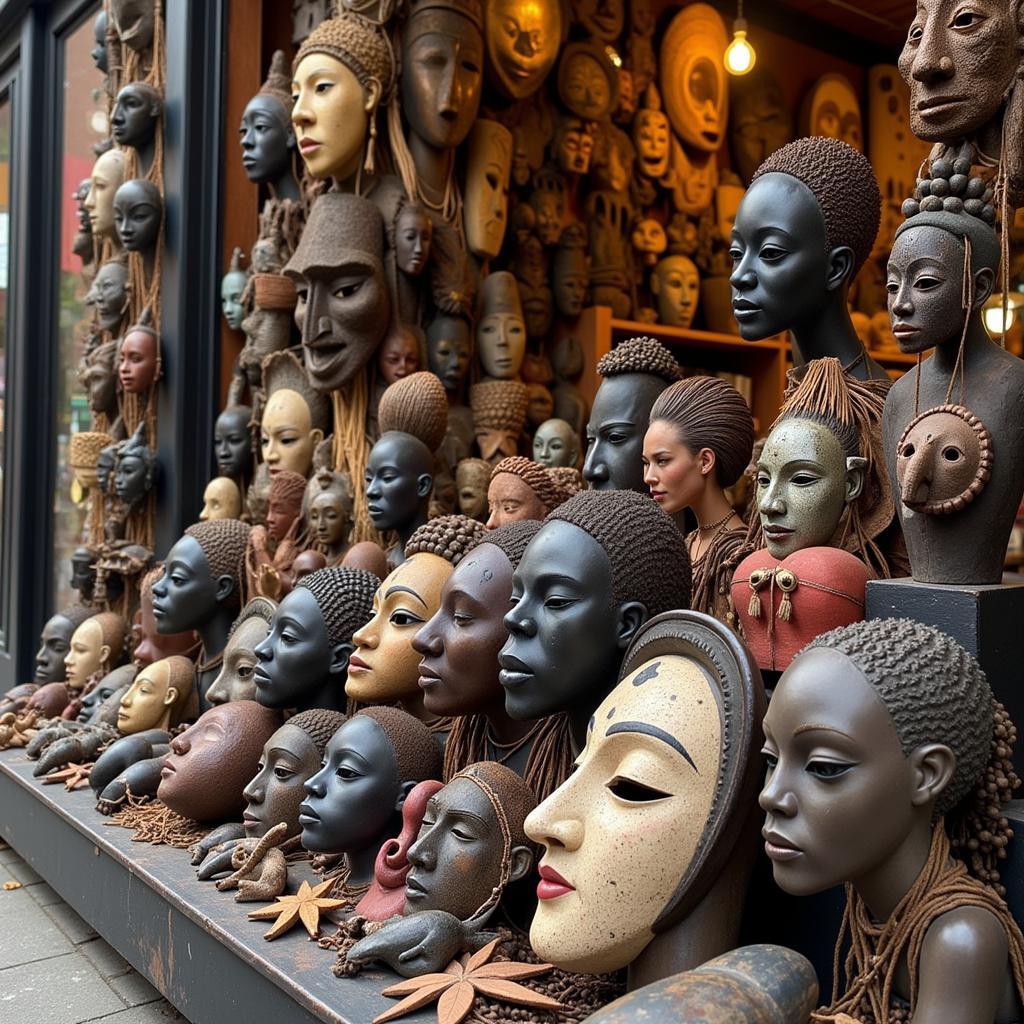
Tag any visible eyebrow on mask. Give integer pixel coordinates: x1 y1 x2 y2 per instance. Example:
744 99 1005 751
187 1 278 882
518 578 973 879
607 721 697 772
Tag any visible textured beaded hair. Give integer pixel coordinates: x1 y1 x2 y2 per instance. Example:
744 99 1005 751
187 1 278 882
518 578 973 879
377 371 449 452
470 380 529 432
297 567 381 647
268 470 307 512
545 490 692 615
227 596 277 643
184 519 252 611
650 376 755 488
405 515 488 566
285 708 348 757
597 335 680 382
468 520 542 570
489 457 566 514
752 137 881 279
293 11 396 97
356 706 443 783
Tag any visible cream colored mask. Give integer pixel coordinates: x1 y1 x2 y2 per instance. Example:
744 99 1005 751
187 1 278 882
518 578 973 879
651 255 699 328
84 149 127 243
117 659 182 734
200 477 242 521
260 389 323 479
346 553 452 704
64 620 109 691
465 120 513 260
527 654 721 973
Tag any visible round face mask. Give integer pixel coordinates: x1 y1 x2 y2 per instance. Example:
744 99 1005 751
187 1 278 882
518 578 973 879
84 150 126 239
347 554 452 704
477 314 526 379
206 615 270 706
242 723 322 839
291 54 371 182
558 46 615 121
200 477 242 522
117 660 176 734
756 419 862 559
214 408 252 478
404 776 508 919
402 12 483 151
652 256 699 328
572 0 623 42
533 420 578 468
113 180 162 253
487 473 548 529
239 95 294 185
526 653 721 973
896 405 993 515
87 262 129 333
395 208 433 276
260 390 322 478
64 620 106 690
299 715 402 854
485 0 560 99
221 270 248 331
35 614 77 683
427 317 472 392
634 109 670 179
118 328 158 394
111 84 160 150
309 491 351 548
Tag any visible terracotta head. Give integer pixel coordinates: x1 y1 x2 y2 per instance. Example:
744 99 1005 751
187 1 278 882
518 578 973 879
377 324 420 386
486 456 564 529
265 470 306 543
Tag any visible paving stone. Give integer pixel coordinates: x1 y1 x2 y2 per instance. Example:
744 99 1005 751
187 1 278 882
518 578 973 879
78 938 130 981
0 950 123 1024
0 888 74 969
43 901 98 945
7 859 42 886
105 969 162 1008
83 1002 187 1024
29 882 64 907
0 844 21 865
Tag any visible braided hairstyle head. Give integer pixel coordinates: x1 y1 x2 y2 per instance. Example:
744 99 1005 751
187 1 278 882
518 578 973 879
377 371 448 452
489 457 567 515
355 705 442 783
285 708 348 757
268 470 307 516
297 567 380 647
227 596 277 642
597 335 680 383
184 519 252 613
405 515 488 566
650 376 755 488
468 520 542 570
805 618 1018 890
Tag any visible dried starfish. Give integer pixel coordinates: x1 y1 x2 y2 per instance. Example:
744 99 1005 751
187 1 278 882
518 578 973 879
41 762 95 791
247 877 346 940
374 938 562 1024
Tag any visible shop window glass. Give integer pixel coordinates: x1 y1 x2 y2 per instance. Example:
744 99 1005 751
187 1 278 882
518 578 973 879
51 6 107 610
0 95 10 645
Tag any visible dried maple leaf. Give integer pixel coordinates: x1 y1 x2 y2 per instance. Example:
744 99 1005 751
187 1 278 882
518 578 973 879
247 878 346 940
374 938 563 1024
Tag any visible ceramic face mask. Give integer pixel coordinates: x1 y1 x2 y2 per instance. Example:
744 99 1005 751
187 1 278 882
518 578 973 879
427 316 472 393
118 327 158 394
242 722 323 839
651 255 699 328
64 620 107 690
634 107 670 179
632 219 667 267
206 614 270 706
558 43 617 122
803 73 862 152
533 419 579 468
478 313 526 379
555 119 594 175
485 0 561 100
114 450 153 507
526 653 720 973
455 461 490 519
309 491 351 548
35 613 78 684
214 407 252 479
109 0 155 53
465 120 513 260
84 149 127 242
659 3 728 153
347 554 452 704
200 477 242 522
260 390 323 478
239 95 294 185
756 418 866 559
117 660 177 734
111 83 161 151
221 267 248 331
395 205 433 276
896 406 993 515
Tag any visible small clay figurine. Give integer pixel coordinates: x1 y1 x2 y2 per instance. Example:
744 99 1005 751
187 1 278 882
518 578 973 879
86 259 129 334
464 120 512 261
34 606 94 685
761 619 1024 1023
470 380 528 466
477 272 526 380
260 350 329 479
500 490 692 750
484 0 561 100
533 419 579 469
347 516 486 720
584 336 679 493
110 82 162 175
643 377 753 620
253 567 378 713
117 311 159 394
158 701 283 823
221 248 248 332
117 655 196 735
84 149 127 250
213 405 254 482
455 458 490 521
205 597 275 706
486 457 566 529
528 611 764 985
239 51 299 201
200 477 242 521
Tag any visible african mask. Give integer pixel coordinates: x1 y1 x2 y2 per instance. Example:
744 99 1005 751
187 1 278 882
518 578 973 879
465 120 512 260
898 0 1020 145
896 405 992 515
571 0 623 42
730 68 793 185
221 249 248 332
261 389 324 479
91 11 108 72
133 571 198 669
455 459 491 519
631 218 667 267
660 3 728 153
284 192 390 394
364 432 435 540
554 117 595 176
109 0 155 53
477 272 526 379
214 405 254 480
528 175 567 248
35 610 89 685
83 151 126 247
558 42 618 122
485 0 561 100
80 341 119 420
309 489 352 552
114 426 157 511
801 73 863 152
118 322 158 394
651 255 699 328
87 261 129 333
533 419 579 468
111 83 162 153
393 203 433 277
634 86 670 180
240 52 296 189
64 620 111 691
200 477 242 522
117 657 194 735
206 601 273 706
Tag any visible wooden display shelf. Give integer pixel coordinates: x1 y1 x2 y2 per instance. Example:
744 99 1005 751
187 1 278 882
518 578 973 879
576 306 789 433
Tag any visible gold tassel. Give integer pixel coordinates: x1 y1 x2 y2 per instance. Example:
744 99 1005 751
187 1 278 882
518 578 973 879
364 107 378 177
747 569 769 619
776 569 797 623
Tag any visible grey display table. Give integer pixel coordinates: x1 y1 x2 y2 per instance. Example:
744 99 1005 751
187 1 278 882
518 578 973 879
0 749 430 1024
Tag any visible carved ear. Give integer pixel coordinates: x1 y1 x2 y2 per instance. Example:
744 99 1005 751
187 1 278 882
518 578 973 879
364 77 383 115
909 742 956 808
164 686 177 708
508 844 534 884
827 246 856 292
330 642 355 676
616 601 648 650
394 779 416 814
310 428 325 449
844 456 867 503
416 473 434 499
99 643 112 666
214 573 236 605
973 266 996 307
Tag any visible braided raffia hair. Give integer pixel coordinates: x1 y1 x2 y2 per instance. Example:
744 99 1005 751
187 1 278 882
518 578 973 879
405 514 487 566
356 706 442 783
285 708 348 757
490 457 565 515
227 596 277 643
546 490 692 615
377 371 448 452
805 618 1019 888
468 520 541 570
297 567 380 647
293 11 396 97
268 470 307 513
470 380 528 432
547 466 584 500
650 376 755 488
184 519 252 612
752 137 881 279
597 335 680 382
69 431 115 470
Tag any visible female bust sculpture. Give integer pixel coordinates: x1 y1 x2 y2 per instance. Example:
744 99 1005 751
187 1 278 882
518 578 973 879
643 377 753 621
205 596 275 706
259 350 329 479
486 457 566 529
761 618 1024 1023
240 51 299 201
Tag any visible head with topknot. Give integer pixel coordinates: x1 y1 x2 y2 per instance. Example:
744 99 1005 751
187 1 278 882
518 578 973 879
378 371 449 453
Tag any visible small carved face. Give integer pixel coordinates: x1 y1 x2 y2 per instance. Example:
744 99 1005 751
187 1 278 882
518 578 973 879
533 419 579 468
200 477 242 522
465 120 513 260
560 48 614 121
114 452 152 507
83 150 126 239
572 0 624 41
526 382 554 428
530 191 563 247
631 218 667 264
378 327 420 385
651 255 699 327
486 0 561 100
633 108 670 178
109 0 155 53
214 407 253 479
111 84 160 150
240 94 295 185
35 613 78 684
261 389 322 478
242 722 323 839
896 407 991 514
427 315 472 392
395 206 433 276
64 619 106 691
117 660 175 734
899 0 1020 143
478 313 527 379
206 614 270 706
455 461 490 519
309 490 351 548
730 73 792 184
556 120 595 175
118 327 158 393
265 491 300 543
221 270 248 331
806 74 862 152
87 262 129 332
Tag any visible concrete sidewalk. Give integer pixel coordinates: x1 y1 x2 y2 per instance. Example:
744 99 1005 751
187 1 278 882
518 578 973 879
0 840 190 1024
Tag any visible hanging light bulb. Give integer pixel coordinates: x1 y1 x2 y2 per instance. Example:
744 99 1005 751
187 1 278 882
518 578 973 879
725 0 756 76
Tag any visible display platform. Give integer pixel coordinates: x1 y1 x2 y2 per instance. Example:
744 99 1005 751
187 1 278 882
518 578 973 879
0 749 431 1024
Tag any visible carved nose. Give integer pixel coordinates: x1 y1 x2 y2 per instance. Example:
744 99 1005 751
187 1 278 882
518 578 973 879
900 436 936 506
